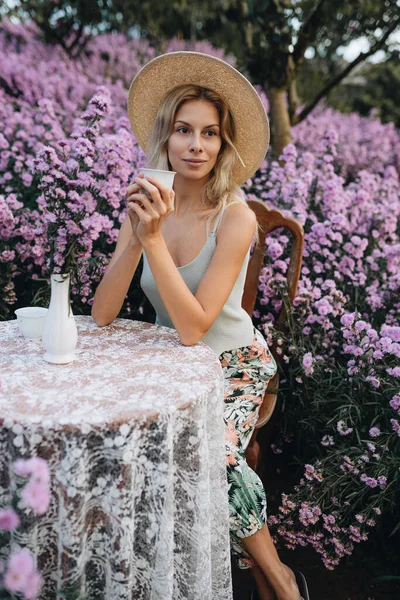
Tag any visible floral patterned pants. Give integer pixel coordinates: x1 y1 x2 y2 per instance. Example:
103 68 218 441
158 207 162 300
219 327 277 569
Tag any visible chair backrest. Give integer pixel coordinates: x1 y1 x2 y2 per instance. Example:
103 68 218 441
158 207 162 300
242 199 305 366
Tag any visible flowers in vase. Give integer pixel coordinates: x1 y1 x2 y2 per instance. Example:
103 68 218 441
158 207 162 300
33 87 114 288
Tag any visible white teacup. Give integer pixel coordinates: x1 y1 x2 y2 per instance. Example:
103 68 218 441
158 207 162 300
140 168 176 190
14 307 48 340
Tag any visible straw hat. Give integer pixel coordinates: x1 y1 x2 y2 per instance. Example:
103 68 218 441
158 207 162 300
127 51 269 186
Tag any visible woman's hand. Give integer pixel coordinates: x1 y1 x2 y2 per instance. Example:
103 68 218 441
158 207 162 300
127 174 175 246
126 173 144 241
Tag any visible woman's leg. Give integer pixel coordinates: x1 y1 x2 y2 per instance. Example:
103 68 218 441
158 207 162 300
244 525 301 600
220 331 301 600
251 564 276 600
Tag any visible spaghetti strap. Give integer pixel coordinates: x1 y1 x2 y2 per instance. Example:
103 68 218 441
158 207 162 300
211 200 243 235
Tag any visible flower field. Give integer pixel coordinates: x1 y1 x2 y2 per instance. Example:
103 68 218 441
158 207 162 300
1 17 399 575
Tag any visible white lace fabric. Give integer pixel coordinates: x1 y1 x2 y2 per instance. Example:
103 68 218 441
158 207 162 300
0 316 233 600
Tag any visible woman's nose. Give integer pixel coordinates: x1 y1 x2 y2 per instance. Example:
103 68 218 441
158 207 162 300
189 133 203 153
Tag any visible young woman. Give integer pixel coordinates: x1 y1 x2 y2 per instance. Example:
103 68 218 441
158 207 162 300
92 52 304 600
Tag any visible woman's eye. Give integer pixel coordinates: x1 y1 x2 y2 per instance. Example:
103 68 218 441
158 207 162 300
177 127 189 134
205 130 217 136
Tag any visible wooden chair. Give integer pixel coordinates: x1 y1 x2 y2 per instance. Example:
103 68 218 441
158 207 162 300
243 199 305 472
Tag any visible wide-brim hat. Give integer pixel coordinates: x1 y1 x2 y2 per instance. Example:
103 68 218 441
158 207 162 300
127 51 269 186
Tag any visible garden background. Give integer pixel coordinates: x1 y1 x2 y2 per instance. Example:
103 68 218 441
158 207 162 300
0 1 399 598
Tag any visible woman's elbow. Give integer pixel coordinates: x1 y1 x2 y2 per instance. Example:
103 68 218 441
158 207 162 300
91 307 112 328
179 326 207 347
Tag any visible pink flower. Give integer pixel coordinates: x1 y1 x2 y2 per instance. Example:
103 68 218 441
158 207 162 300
337 420 353 436
390 419 400 437
0 507 20 531
267 241 284 260
302 352 314 376
341 312 355 327
14 457 50 483
14 459 33 477
4 549 35 593
369 427 381 438
28 457 50 483
22 480 50 515
378 475 387 488
22 571 42 600
389 395 400 412
365 477 378 488
387 367 400 377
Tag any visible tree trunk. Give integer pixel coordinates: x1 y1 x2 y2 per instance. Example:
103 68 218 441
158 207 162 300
268 87 291 160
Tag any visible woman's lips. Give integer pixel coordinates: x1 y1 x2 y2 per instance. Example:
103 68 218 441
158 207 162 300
183 159 207 166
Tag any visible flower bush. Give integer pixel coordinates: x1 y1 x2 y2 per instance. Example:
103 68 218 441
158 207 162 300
0 458 50 599
0 18 399 570
243 133 400 567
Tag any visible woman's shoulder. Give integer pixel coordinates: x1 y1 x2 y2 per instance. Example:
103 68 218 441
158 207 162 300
221 200 256 230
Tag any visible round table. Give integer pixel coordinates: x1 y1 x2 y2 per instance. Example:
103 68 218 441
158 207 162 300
0 316 233 600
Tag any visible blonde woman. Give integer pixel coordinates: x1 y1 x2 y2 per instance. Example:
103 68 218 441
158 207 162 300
92 52 307 600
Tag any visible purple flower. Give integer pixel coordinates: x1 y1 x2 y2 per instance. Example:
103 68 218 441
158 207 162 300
0 508 20 531
22 480 51 515
314 297 332 316
387 367 400 377
389 395 400 412
369 427 381 438
267 240 284 260
381 325 400 342
354 320 368 333
365 477 378 488
390 419 400 437
340 313 356 328
14 457 50 483
365 375 380 388
23 571 42 600
4 549 35 594
304 464 315 480
302 352 314 376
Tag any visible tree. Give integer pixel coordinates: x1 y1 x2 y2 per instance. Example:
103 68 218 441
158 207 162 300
1 0 105 57
3 0 399 156
222 0 399 156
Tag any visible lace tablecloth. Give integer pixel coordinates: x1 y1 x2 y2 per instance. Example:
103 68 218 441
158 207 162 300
0 316 232 600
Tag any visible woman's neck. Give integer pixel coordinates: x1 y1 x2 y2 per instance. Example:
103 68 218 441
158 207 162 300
173 173 209 218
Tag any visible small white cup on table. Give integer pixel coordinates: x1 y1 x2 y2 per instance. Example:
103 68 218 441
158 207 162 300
14 307 48 340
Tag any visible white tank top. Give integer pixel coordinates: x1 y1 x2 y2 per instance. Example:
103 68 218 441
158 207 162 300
140 202 254 356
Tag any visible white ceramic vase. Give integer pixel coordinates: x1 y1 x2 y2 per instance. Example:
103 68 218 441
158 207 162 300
42 273 78 364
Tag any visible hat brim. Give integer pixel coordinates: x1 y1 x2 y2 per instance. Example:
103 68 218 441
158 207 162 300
128 52 269 186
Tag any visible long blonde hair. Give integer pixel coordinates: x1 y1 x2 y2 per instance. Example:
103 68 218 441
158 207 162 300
146 84 249 236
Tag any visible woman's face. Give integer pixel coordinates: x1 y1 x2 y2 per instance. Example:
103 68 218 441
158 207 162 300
167 99 222 181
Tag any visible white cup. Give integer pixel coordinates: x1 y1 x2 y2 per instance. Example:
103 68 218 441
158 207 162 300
14 307 48 339
140 168 176 190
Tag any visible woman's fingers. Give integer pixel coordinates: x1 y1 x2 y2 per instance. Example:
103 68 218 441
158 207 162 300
126 182 141 196
134 176 170 214
129 192 158 216
128 201 148 222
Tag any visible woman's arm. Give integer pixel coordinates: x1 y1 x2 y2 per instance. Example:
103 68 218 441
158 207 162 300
129 174 256 346
91 216 143 327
